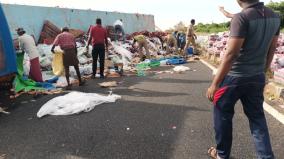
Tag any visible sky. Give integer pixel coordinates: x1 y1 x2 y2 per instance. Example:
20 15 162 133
0 0 282 30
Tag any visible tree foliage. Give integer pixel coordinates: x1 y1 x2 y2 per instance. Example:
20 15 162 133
267 1 284 28
195 22 230 33
166 2 284 34
166 22 230 34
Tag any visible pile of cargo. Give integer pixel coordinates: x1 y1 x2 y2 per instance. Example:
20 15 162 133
127 31 167 39
206 32 229 61
22 21 163 76
12 19 197 97
204 32 284 85
38 20 85 45
36 36 165 76
271 34 284 84
35 37 186 80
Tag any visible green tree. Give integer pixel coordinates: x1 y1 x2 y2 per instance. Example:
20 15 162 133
195 22 230 33
267 1 284 28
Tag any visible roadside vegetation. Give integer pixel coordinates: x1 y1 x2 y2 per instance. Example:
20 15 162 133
167 2 284 34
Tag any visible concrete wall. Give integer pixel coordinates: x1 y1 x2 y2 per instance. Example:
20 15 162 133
2 4 155 40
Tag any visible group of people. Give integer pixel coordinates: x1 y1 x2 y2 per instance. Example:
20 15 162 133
51 18 112 89
164 19 197 56
16 27 85 90
16 28 43 83
14 1 282 158
15 18 128 90
16 17 157 90
14 17 152 91
113 17 198 59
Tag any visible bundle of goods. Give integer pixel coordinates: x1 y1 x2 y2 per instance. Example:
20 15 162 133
149 31 168 38
127 31 167 40
130 31 150 38
270 33 284 85
206 32 284 85
34 36 165 81
207 32 229 59
38 20 61 44
106 26 116 41
38 20 85 45
69 29 85 38
15 21 186 93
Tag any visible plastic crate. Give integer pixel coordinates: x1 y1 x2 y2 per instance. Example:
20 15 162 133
136 63 149 69
149 61 160 68
187 47 194 55
167 58 186 65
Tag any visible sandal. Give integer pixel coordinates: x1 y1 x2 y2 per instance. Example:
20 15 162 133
208 147 218 159
66 85 72 90
79 81 86 86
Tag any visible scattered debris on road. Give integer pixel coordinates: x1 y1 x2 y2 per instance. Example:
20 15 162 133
173 65 191 73
0 154 6 159
99 81 118 88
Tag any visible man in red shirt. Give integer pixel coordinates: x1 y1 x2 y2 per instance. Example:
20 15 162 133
86 18 108 79
51 27 84 90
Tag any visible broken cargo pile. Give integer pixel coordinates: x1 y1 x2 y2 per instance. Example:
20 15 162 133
203 32 284 85
13 21 196 97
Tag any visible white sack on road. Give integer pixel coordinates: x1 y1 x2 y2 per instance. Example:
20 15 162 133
112 43 132 66
37 91 121 118
173 66 190 72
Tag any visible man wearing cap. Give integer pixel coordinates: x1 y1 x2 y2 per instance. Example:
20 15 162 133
16 28 43 82
51 27 84 90
113 19 125 42
184 19 197 56
132 34 150 61
165 32 178 54
206 0 280 158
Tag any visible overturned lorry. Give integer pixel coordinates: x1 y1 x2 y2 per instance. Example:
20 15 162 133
0 4 17 108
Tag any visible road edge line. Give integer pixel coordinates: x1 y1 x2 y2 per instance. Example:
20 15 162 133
200 59 284 125
263 102 284 125
200 59 217 72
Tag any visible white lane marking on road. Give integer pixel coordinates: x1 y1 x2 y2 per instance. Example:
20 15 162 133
200 59 217 72
264 102 284 125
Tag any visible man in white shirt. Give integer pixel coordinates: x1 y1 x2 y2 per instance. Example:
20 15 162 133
113 19 125 42
16 28 43 82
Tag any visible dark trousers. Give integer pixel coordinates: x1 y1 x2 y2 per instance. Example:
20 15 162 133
114 25 125 42
0 74 15 108
92 44 105 76
178 41 186 49
213 73 274 159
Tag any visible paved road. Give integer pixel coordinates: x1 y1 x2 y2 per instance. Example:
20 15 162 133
0 61 284 159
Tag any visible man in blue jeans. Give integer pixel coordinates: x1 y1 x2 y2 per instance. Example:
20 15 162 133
206 0 280 159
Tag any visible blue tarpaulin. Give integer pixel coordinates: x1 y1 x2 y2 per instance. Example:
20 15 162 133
0 4 17 77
